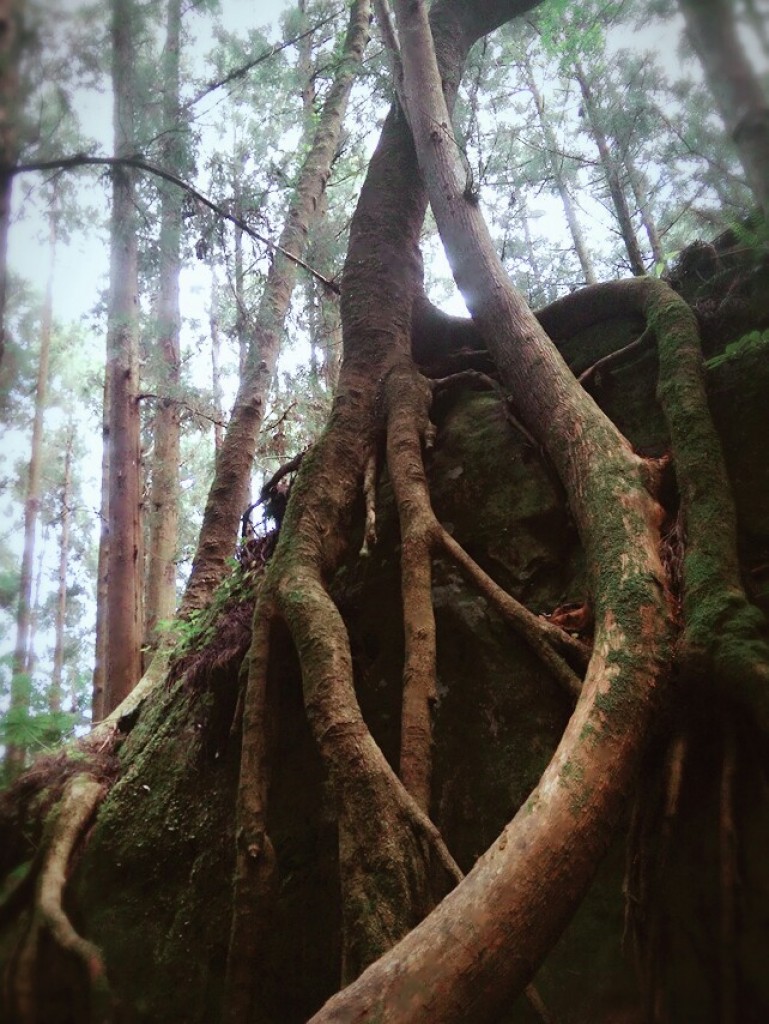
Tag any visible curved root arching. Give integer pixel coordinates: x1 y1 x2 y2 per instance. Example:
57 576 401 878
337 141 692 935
539 276 769 726
9 774 111 1023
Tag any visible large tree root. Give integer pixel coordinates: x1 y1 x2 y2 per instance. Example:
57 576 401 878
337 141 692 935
8 775 111 1024
222 605 277 1024
539 277 769 730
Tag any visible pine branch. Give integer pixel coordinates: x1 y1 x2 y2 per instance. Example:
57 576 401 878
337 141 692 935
184 7 345 110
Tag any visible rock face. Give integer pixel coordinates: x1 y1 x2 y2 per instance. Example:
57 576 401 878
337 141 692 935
9 242 769 1022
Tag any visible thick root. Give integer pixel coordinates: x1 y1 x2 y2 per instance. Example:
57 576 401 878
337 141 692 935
8 774 111 1024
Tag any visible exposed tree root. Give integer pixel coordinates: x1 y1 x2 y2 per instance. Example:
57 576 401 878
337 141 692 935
437 526 586 696
540 277 769 732
223 604 277 1024
578 325 654 390
9 774 111 1023
384 361 440 811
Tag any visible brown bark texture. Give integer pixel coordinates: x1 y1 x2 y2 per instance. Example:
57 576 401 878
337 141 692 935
144 0 183 652
103 0 143 713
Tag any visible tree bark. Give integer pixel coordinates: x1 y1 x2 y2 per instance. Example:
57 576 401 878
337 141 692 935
679 0 769 215
145 0 183 653
103 0 142 713
91 374 110 723
181 0 372 614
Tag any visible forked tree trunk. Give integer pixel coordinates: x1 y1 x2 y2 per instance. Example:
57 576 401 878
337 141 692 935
679 0 769 215
145 0 183 653
181 0 372 614
306 0 674 1017
4 201 57 774
227 0 553 1002
103 0 143 712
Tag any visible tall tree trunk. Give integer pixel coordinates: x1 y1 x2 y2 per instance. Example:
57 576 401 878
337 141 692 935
210 270 224 451
4 200 57 775
523 53 598 285
51 424 74 716
573 60 647 275
145 0 183 653
0 0 21 368
103 0 142 713
91 374 110 723
181 0 371 614
626 152 664 265
679 0 769 215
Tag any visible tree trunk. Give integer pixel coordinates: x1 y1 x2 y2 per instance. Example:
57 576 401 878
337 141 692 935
144 0 183 653
573 60 647 275
50 424 74 716
91 374 110 723
523 53 598 285
307 0 673 1016
626 152 664 265
679 0 769 215
181 0 372 614
4 200 57 775
210 270 224 451
103 0 142 713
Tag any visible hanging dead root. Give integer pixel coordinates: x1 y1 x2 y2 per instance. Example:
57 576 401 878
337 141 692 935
9 774 112 1024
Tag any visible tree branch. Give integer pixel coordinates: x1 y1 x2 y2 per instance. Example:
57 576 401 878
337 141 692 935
10 154 341 294
184 7 345 110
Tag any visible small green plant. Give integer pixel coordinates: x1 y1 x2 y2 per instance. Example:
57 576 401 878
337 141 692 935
164 556 262 658
706 328 769 369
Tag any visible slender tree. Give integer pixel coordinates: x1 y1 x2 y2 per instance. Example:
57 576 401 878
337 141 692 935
50 423 75 716
521 49 598 285
144 0 184 654
182 0 371 614
4 196 57 774
102 0 143 712
572 58 647 275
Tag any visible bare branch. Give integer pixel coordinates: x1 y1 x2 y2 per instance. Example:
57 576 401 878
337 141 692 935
10 154 341 294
